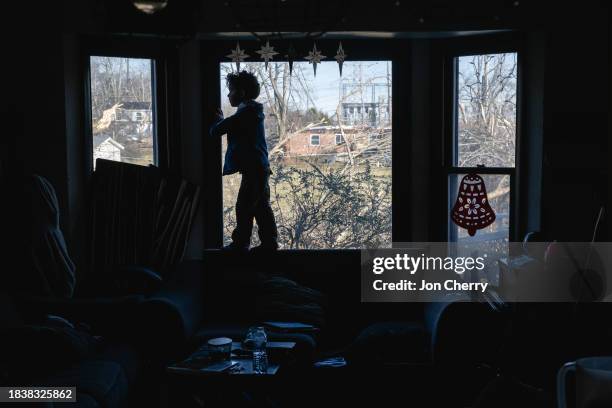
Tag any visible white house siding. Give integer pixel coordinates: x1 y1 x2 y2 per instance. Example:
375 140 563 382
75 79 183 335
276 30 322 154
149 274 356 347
94 141 122 166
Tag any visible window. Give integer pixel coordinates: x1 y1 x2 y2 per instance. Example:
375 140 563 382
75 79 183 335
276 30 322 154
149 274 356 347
447 52 518 280
89 56 156 169
220 61 392 249
455 53 517 168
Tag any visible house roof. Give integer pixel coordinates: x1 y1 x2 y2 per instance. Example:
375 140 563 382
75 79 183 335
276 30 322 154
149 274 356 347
118 101 151 110
301 125 392 133
305 125 356 132
93 134 125 150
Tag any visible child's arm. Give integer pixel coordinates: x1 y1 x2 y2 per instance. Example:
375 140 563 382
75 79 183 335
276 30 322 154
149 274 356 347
209 109 240 138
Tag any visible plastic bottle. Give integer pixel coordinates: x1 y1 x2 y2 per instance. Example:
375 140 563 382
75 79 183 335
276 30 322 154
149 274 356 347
251 327 268 374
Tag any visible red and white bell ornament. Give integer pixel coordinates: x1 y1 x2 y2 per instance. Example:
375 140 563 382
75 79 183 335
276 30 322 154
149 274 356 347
450 173 496 236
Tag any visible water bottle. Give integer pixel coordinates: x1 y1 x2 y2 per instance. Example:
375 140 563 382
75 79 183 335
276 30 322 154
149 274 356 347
250 327 268 374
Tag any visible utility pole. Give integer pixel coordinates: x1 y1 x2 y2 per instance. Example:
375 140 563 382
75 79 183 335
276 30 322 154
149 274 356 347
126 58 130 101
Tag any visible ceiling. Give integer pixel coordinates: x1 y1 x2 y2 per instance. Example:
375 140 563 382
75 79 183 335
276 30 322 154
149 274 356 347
55 0 607 39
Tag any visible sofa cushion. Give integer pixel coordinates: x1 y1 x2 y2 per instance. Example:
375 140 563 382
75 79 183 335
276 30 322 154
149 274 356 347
38 361 128 408
347 321 429 365
256 276 327 327
135 260 204 361
0 324 101 379
94 344 143 389
56 393 99 408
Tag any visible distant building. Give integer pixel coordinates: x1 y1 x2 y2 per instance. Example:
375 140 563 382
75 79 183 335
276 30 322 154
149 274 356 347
93 134 125 164
115 101 152 123
282 125 391 166
98 101 152 143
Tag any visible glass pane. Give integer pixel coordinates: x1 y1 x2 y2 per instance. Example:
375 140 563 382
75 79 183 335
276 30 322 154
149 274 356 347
219 61 392 249
456 53 517 168
89 56 155 169
449 174 510 285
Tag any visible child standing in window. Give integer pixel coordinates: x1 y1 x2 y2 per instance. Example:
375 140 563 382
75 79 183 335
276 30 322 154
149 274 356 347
210 71 278 251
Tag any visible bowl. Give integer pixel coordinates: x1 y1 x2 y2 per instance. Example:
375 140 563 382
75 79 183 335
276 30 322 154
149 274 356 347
207 337 232 361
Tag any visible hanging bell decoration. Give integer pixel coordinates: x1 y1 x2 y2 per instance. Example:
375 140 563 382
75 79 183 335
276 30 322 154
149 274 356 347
450 173 496 236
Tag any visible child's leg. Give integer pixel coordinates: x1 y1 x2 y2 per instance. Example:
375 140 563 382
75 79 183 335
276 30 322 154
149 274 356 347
254 170 278 248
231 173 256 248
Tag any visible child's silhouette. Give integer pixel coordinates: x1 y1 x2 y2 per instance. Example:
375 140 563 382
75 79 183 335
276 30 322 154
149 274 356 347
210 71 278 251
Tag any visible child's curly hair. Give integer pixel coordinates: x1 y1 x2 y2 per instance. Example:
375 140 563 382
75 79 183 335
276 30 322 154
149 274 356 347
226 71 260 100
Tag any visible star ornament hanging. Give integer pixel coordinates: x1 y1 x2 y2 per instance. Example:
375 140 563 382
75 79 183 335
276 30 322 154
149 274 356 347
285 43 298 76
304 43 327 76
226 42 249 72
334 42 347 76
255 41 278 70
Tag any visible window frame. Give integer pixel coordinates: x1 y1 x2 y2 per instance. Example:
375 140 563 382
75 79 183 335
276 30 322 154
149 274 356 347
82 35 178 174
442 38 523 243
310 134 321 146
335 133 344 145
205 39 408 249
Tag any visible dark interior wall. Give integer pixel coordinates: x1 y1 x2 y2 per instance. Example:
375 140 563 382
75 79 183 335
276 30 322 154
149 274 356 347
17 34 64 186
7 9 73 237
178 40 205 259
519 31 546 236
62 34 87 273
200 44 224 249
409 40 432 241
540 11 610 241
609 15 612 241
3 1 88 272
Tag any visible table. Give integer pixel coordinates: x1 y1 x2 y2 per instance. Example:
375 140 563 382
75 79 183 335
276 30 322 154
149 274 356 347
168 342 295 375
165 341 297 406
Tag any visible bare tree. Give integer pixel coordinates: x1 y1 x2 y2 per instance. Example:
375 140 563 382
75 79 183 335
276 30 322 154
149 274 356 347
90 57 152 120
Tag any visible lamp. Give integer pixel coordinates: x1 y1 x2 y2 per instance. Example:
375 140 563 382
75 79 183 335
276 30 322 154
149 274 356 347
132 0 168 15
